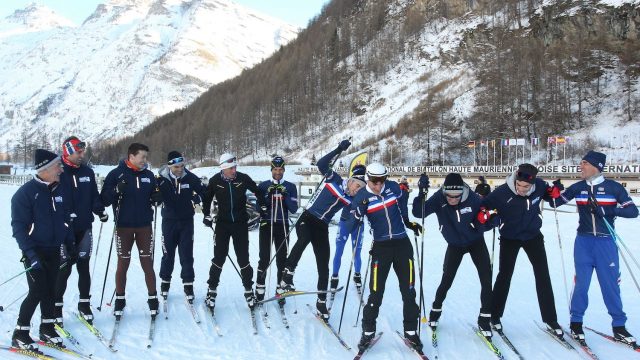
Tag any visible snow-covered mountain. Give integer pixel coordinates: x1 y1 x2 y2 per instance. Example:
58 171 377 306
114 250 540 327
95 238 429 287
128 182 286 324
0 0 298 147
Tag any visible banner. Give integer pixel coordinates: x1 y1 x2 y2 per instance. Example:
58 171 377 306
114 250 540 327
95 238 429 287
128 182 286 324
501 139 510 146
297 165 640 175
509 138 517 146
556 136 567 144
531 137 539 145
348 152 368 177
516 138 526 146
467 141 476 148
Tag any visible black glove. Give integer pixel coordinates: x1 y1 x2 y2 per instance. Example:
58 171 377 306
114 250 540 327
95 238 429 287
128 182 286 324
116 180 127 195
337 139 351 152
552 179 564 191
192 193 202 205
203 215 213 228
151 190 163 206
404 219 423 236
418 173 430 195
98 211 109 222
259 205 268 219
24 252 42 271
268 184 287 196
587 196 605 217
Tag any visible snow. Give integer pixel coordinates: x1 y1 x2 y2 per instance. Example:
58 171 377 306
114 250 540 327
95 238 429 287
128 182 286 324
0 167 639 359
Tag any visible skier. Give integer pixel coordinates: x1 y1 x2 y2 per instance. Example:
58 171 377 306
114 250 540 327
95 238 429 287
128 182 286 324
548 151 638 344
399 175 411 194
279 139 365 320
55 136 107 327
474 176 491 197
157 151 205 304
254 156 299 302
412 173 494 338
101 143 163 319
347 163 424 352
202 153 264 311
480 163 563 337
11 149 76 349
329 164 366 296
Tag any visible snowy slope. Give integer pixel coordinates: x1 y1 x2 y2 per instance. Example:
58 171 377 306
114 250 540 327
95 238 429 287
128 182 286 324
0 168 638 359
0 0 297 145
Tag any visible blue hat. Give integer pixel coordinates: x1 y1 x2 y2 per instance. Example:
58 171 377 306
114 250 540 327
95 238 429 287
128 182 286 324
34 149 59 172
167 151 184 165
271 156 285 169
582 150 606 172
351 164 366 180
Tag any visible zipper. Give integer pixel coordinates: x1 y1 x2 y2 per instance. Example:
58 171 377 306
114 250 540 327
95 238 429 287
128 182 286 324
136 176 140 189
456 209 460 222
590 183 596 235
320 198 340 220
228 182 235 222
73 175 77 188
380 195 392 239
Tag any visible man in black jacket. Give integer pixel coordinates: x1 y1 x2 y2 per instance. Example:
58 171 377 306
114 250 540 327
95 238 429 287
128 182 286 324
202 153 263 312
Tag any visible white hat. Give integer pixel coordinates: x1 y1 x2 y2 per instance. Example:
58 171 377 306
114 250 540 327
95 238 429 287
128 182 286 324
219 153 237 170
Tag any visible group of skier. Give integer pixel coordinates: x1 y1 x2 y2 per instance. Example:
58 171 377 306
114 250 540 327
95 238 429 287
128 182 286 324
8 135 639 357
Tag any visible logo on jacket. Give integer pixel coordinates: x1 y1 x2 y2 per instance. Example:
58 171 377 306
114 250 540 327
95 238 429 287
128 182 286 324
460 207 472 214
54 196 63 203
180 184 190 189
598 187 604 192
78 176 90 183
141 177 151 183
531 196 540 205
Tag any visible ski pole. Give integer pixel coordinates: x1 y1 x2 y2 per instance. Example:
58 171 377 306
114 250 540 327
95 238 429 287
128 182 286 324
91 222 104 280
490 228 496 280
418 191 428 325
0 290 28 312
603 218 640 272
98 196 121 311
152 203 158 262
412 234 427 336
552 198 571 313
354 241 373 327
0 266 34 289
602 218 640 295
266 191 277 306
106 289 116 307
337 222 363 334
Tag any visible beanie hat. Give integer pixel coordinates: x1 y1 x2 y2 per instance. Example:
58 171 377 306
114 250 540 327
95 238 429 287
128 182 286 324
443 173 464 195
167 151 184 165
219 153 237 170
271 156 285 169
582 150 606 172
34 149 59 172
62 136 86 157
516 163 538 184
351 164 366 180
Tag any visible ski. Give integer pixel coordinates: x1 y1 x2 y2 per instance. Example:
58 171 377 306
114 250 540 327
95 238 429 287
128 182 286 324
492 326 524 359
394 330 429 359
250 307 258 335
203 305 223 337
72 312 116 352
354 332 383 359
472 325 505 360
36 341 92 360
162 296 168 320
277 302 290 329
0 345 55 360
108 316 121 349
585 326 640 352
305 304 351 351
259 286 344 305
53 324 88 355
259 305 271 329
534 321 577 352
185 297 201 324
146 316 157 348
429 326 439 359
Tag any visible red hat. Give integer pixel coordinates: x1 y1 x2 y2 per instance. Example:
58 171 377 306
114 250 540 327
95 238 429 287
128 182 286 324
62 136 86 157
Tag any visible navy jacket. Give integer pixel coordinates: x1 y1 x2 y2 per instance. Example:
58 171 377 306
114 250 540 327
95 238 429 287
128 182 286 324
11 177 75 260
257 179 299 223
157 167 205 221
101 160 159 228
553 174 638 236
345 181 409 242
203 171 262 224
412 186 488 247
306 147 352 224
59 161 105 231
481 172 551 241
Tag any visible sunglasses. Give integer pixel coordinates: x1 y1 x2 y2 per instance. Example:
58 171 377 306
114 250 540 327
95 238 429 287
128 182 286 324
445 193 462 199
223 157 237 164
368 176 387 184
64 141 86 154
516 171 535 181
168 157 184 165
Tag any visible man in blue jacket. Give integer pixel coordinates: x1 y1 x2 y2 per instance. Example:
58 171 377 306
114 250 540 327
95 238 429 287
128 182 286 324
413 173 494 338
11 149 76 349
54 136 107 327
101 143 163 319
157 151 204 304
481 163 563 338
346 163 423 352
549 151 638 345
279 140 365 320
254 156 299 302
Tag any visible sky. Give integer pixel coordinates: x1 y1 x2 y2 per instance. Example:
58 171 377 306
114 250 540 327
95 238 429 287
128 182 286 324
0 0 331 28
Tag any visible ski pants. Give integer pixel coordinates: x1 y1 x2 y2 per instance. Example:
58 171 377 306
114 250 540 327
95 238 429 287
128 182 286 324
285 211 330 299
256 220 289 285
115 226 156 295
56 229 93 304
571 234 626 326
159 218 195 283
18 249 60 326
492 232 558 323
207 221 253 290
332 219 364 276
433 239 492 314
362 237 419 333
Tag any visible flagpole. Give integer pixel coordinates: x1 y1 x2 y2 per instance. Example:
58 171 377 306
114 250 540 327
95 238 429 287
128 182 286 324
493 141 496 167
500 141 503 166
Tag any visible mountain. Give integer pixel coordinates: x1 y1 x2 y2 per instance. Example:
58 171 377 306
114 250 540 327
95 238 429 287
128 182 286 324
105 0 640 167
0 0 297 151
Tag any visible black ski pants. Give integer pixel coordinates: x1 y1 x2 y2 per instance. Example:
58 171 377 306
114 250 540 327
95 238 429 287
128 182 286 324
208 221 253 290
160 218 195 283
18 249 60 326
56 229 92 304
256 221 289 285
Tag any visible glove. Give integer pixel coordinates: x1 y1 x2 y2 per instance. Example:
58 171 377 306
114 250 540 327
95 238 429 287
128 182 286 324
268 184 287 196
192 193 202 205
151 190 163 206
546 179 563 199
552 179 564 191
405 220 423 236
476 207 496 225
98 211 109 222
337 139 351 152
418 173 430 195
23 252 42 271
259 205 268 219
203 215 213 228
116 180 127 195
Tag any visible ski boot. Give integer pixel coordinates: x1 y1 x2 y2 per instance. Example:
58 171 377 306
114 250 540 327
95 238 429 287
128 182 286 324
205 288 217 312
570 322 585 341
39 320 63 346
278 268 295 292
148 293 159 318
404 330 423 352
275 285 286 306
428 308 442 328
491 316 503 332
12 325 37 350
160 280 170 300
353 273 362 290
184 282 194 304
545 321 564 339
316 298 329 321
477 313 492 339
613 326 637 346
78 298 94 325
54 302 64 328
255 284 266 302
244 289 257 310
358 331 376 352
114 293 126 318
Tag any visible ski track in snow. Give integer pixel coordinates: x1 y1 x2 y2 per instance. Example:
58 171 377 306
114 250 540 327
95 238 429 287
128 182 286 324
0 169 639 359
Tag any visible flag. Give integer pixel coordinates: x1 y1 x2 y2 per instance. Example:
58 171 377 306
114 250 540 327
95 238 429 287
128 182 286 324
547 136 556 145
490 139 496 147
556 136 567 144
509 138 517 146
349 151 368 177
501 139 510 146
531 137 539 145
467 140 476 148
480 140 487 147
516 138 526 146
